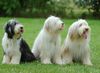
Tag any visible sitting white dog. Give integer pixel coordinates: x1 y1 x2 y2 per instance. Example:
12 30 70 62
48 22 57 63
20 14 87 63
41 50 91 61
32 16 64 64
61 19 92 65
2 19 36 64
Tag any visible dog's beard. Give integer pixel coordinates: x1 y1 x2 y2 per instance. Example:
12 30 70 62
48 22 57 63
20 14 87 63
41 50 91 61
78 28 89 39
70 32 88 41
58 25 64 30
15 30 23 34
14 27 23 39
82 31 88 39
14 24 24 35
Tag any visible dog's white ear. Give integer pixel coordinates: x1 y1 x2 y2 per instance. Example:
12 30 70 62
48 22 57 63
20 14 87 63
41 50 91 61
44 19 50 31
68 27 74 38
68 24 77 40
68 20 79 39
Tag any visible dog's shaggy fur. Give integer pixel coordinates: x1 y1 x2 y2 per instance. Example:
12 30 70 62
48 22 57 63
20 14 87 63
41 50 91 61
2 19 36 64
32 16 64 64
61 19 92 65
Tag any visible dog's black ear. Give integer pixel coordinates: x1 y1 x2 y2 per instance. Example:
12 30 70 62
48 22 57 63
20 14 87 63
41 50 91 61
5 23 14 39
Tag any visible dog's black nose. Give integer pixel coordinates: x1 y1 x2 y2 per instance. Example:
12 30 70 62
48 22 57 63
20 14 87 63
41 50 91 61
85 28 88 31
20 27 23 29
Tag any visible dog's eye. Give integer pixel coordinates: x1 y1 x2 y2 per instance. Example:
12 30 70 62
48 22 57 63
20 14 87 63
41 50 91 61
11 22 16 25
14 23 16 25
79 24 82 27
14 22 18 25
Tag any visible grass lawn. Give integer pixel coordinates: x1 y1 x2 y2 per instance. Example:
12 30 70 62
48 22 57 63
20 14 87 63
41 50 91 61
0 17 100 73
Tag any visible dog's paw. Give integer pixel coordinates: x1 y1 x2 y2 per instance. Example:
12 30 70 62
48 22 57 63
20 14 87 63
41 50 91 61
83 62 93 66
42 59 52 64
54 58 64 65
83 60 93 66
55 60 63 65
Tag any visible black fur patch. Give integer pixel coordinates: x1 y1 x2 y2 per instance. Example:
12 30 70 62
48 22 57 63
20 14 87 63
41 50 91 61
20 39 36 63
5 19 18 39
5 22 15 39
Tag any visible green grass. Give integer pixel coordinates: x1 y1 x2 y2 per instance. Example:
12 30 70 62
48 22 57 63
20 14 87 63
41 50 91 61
0 17 100 73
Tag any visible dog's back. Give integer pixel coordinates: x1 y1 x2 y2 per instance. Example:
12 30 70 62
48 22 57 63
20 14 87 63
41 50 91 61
20 39 36 63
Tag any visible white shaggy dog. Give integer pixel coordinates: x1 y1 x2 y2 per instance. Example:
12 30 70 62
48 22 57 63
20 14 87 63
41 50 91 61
61 19 92 65
32 16 64 64
2 19 36 64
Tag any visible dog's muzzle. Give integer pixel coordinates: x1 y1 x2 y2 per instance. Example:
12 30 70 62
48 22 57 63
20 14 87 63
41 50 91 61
15 24 24 34
20 26 24 33
82 27 89 39
59 23 64 30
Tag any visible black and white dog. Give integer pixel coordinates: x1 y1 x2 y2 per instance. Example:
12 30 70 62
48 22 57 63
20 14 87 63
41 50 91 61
2 19 36 64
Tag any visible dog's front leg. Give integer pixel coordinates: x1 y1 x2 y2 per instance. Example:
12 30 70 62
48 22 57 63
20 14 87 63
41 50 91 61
40 51 52 64
53 54 63 65
2 55 10 64
82 49 92 66
10 53 21 64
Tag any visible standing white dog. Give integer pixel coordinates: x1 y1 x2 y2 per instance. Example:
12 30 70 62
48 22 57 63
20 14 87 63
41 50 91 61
61 19 92 65
32 16 64 64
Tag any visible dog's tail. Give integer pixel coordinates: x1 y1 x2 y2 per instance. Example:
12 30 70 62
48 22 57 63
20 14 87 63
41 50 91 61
20 38 36 63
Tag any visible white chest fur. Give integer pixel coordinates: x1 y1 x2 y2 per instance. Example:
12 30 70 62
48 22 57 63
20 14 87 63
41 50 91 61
68 39 88 59
2 33 21 56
